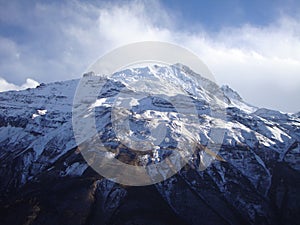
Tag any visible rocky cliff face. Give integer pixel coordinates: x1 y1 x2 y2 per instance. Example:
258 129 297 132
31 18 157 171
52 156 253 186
0 64 299 225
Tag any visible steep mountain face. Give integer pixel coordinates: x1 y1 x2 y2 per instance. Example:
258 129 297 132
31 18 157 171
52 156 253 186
0 64 299 225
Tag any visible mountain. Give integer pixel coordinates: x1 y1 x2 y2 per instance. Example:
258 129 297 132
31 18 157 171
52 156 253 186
0 64 299 225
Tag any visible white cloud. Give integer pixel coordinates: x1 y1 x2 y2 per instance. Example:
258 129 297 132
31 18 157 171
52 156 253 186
0 1 299 112
182 17 300 112
0 77 39 92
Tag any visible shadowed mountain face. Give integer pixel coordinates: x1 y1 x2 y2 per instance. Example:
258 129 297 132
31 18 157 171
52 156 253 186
0 64 299 225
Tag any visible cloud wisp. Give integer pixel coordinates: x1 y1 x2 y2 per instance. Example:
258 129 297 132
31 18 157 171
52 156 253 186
0 0 299 112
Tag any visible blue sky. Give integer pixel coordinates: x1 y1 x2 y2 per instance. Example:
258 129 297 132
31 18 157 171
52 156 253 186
161 0 299 29
0 0 299 112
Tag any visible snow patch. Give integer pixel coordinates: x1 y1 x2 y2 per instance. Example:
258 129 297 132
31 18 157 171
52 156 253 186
62 162 88 176
37 109 47 115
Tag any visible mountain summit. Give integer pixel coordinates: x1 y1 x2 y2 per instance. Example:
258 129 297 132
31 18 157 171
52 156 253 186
0 64 299 225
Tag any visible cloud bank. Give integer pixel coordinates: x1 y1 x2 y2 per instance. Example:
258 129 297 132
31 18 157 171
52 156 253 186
0 77 39 92
0 0 299 112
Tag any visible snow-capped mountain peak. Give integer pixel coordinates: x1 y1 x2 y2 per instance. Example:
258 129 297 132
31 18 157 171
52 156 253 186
0 64 299 225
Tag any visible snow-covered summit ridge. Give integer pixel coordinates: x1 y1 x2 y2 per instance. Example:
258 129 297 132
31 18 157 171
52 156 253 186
98 63 256 113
